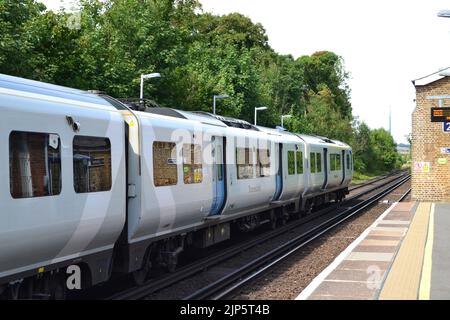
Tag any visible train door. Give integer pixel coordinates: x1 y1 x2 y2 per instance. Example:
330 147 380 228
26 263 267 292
210 136 226 215
273 143 283 200
340 150 346 185
345 150 353 183
322 148 328 189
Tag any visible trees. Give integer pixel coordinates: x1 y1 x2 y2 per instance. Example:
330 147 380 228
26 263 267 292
0 0 402 175
369 128 401 172
0 0 46 77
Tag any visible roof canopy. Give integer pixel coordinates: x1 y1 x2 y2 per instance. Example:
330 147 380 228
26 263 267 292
412 67 450 86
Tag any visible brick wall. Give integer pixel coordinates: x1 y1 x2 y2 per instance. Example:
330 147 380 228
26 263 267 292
412 77 450 201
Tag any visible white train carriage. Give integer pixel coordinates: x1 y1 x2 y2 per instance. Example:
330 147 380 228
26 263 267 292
0 74 126 296
256 126 307 207
299 134 352 211
112 108 283 276
0 73 354 297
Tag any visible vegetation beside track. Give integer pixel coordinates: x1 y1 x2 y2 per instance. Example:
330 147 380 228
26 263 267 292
0 0 405 173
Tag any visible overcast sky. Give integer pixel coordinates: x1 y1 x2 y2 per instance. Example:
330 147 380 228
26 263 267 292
41 0 450 144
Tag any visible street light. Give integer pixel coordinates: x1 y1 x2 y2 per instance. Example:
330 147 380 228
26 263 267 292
213 94 229 115
281 115 292 128
140 73 161 101
438 10 450 18
254 106 268 125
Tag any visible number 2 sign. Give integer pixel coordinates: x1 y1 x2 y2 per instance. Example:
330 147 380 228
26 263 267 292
444 122 450 132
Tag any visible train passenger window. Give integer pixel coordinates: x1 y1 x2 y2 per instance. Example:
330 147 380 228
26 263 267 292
330 154 336 171
153 141 178 187
73 136 112 193
236 147 254 179
296 151 303 174
346 154 350 170
288 151 295 175
316 153 322 173
183 144 203 184
10 131 61 198
310 152 316 173
256 149 270 177
336 154 341 170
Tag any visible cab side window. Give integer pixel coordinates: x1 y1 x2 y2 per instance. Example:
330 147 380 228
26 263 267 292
153 141 178 187
296 151 303 174
183 144 202 184
236 147 254 179
288 151 295 175
330 154 336 171
73 136 112 193
316 152 322 173
10 131 61 198
256 148 270 177
310 152 316 173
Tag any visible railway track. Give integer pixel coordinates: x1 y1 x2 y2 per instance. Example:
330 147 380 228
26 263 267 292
106 171 409 300
184 174 411 300
348 170 403 192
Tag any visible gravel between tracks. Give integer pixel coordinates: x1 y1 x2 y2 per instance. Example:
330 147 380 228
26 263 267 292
144 179 410 300
230 180 411 300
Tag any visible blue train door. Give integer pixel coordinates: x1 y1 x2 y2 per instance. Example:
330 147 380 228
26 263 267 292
210 136 226 216
273 143 283 201
340 150 346 185
322 148 328 189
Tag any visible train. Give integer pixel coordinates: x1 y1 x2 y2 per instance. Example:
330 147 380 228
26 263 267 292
0 73 353 299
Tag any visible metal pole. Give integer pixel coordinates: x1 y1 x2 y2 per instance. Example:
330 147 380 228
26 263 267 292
213 96 216 115
140 75 144 100
281 115 284 128
254 108 257 125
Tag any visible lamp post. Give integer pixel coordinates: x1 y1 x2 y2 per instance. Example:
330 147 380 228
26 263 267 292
281 114 292 128
140 73 161 101
213 94 229 115
254 106 268 125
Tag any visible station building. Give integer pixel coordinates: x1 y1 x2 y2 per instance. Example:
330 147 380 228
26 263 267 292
412 67 450 201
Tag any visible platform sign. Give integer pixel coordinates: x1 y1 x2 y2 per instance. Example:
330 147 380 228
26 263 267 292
441 147 450 154
431 107 450 122
444 122 450 132
414 161 430 173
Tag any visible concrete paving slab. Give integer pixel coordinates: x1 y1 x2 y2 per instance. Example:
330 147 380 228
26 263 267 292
336 260 390 271
346 252 394 262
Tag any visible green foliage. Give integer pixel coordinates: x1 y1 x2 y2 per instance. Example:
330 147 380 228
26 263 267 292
0 0 403 176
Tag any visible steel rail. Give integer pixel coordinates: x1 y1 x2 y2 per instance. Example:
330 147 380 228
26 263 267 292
183 174 410 300
107 172 409 300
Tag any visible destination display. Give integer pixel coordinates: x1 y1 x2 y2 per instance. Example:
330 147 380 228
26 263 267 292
431 107 450 122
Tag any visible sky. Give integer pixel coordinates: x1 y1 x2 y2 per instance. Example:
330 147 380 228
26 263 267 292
40 0 450 144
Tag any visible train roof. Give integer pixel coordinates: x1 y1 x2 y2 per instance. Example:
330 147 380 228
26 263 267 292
296 134 350 148
143 107 260 131
0 73 116 109
256 126 301 141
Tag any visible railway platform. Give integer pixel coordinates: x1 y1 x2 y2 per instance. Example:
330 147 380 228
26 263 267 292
296 201 450 300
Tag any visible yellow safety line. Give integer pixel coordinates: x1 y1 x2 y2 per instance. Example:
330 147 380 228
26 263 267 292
379 202 430 300
419 203 435 300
